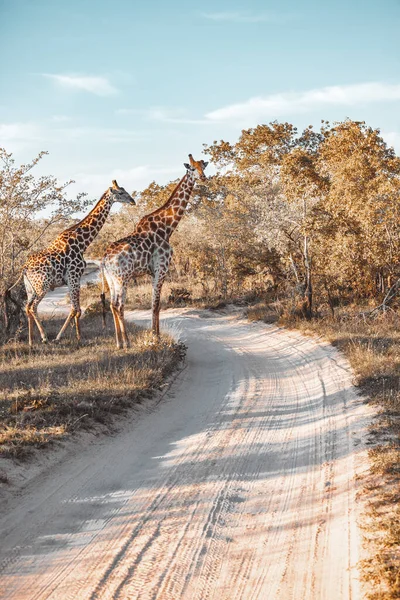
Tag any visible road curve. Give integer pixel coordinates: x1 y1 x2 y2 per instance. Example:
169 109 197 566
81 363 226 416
0 308 369 600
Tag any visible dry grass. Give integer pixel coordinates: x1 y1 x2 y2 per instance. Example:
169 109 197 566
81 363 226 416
80 278 201 312
80 277 266 315
0 315 185 460
277 307 400 599
246 301 281 324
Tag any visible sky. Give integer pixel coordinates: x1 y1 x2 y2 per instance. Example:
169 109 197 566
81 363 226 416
1 0 400 204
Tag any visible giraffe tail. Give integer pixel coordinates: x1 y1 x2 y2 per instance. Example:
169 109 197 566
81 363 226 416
100 263 107 328
6 269 26 294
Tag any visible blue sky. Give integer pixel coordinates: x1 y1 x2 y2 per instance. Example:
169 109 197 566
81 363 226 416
1 0 400 201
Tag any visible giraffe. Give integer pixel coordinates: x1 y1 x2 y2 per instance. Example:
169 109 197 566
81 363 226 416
101 154 208 348
8 180 135 346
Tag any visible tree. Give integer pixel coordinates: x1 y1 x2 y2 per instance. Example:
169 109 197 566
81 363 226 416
53 119 400 321
279 146 328 317
317 121 400 300
204 123 328 314
0 148 89 336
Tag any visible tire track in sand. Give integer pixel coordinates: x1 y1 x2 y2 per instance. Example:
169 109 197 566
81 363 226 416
0 308 370 600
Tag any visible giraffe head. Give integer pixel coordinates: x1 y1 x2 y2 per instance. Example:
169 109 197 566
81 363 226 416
108 180 136 205
185 154 208 181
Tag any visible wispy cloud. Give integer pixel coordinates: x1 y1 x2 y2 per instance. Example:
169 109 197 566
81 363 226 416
382 131 400 151
142 107 207 124
0 121 150 148
76 165 181 196
200 10 291 23
118 82 400 130
117 106 207 125
57 126 149 143
205 82 400 124
0 122 43 150
116 108 142 116
43 74 118 96
49 115 71 123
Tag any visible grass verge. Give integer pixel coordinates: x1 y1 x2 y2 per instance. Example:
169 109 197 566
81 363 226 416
80 278 267 314
0 315 186 461
277 308 400 600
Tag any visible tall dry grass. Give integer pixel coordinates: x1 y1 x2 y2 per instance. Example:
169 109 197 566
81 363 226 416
279 307 400 600
0 314 185 459
80 278 205 312
80 273 269 315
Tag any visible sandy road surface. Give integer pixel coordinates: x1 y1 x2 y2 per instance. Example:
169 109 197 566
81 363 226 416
0 301 370 599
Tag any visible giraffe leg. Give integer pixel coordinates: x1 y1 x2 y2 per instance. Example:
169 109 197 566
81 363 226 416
73 287 82 341
29 298 49 345
152 273 166 337
25 303 35 347
116 286 130 348
116 306 130 348
108 278 124 349
55 311 75 341
110 303 123 349
74 309 82 341
25 289 35 346
55 281 82 342
24 278 48 346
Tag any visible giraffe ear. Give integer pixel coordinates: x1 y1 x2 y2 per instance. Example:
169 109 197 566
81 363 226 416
184 163 191 170
202 161 209 168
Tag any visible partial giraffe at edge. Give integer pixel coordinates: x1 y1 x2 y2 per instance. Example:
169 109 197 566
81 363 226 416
101 154 208 348
7 180 136 346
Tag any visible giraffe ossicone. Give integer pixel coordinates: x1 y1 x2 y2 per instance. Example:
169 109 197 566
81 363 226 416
8 181 135 347
101 154 208 349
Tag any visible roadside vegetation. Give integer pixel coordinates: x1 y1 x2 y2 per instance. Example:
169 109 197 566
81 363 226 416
0 315 185 460
275 308 400 600
1 117 399 595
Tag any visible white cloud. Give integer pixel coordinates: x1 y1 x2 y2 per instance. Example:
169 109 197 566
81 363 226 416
75 165 181 197
0 122 43 142
382 131 400 151
0 122 46 151
144 107 207 125
56 126 149 143
205 82 400 125
115 108 141 116
49 115 71 122
117 83 400 130
43 74 118 96
117 106 208 125
0 121 149 146
200 11 289 23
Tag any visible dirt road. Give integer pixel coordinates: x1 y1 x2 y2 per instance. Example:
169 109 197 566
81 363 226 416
0 306 370 599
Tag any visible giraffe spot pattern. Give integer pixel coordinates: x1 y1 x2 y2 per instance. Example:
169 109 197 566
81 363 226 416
101 158 207 343
19 185 134 343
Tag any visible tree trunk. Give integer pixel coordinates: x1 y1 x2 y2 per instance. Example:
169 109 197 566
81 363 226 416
324 282 335 319
303 234 313 320
219 246 228 299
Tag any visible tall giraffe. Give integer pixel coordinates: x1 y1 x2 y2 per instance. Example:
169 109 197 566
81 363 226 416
8 180 135 346
101 154 208 348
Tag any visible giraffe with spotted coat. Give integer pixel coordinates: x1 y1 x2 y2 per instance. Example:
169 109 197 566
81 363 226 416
8 180 135 346
101 154 208 348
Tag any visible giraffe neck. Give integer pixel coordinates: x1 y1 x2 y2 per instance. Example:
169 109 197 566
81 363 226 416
65 192 114 251
138 173 195 239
